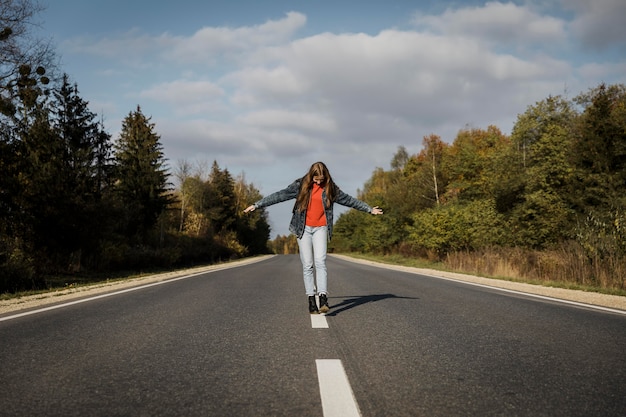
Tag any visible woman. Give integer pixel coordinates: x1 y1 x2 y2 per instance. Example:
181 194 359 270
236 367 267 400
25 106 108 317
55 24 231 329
244 162 383 314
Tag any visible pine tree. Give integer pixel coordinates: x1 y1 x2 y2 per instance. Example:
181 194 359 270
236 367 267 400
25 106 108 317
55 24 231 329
113 106 171 242
19 104 69 269
52 74 101 196
207 161 237 233
47 75 113 269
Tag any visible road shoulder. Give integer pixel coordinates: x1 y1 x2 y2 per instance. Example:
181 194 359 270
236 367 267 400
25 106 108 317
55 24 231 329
330 254 626 312
0 255 275 316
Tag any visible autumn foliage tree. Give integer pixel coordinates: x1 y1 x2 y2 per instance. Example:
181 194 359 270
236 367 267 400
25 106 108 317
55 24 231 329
332 83 626 289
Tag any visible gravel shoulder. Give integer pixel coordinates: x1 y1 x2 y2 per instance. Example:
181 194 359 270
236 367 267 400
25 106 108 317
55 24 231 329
2 254 624 316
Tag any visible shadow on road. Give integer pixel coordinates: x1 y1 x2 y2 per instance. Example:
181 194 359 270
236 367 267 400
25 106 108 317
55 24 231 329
326 293 418 316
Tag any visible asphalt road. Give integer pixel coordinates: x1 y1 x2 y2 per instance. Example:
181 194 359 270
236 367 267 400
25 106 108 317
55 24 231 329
1 255 625 417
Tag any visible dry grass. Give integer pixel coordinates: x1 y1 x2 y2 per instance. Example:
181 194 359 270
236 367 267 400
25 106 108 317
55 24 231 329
344 241 626 296
444 242 626 295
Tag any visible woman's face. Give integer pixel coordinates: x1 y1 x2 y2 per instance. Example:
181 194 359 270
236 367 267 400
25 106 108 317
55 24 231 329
313 175 325 185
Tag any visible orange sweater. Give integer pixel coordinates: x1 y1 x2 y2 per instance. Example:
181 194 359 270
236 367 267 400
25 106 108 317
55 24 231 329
306 184 327 226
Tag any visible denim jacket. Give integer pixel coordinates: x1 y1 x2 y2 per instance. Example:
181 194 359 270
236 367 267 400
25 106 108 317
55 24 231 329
253 178 373 239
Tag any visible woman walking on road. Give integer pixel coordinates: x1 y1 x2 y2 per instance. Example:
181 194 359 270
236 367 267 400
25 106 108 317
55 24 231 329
244 162 383 314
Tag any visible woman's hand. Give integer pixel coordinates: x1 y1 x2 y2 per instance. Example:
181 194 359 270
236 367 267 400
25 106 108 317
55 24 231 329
243 205 256 214
371 206 383 215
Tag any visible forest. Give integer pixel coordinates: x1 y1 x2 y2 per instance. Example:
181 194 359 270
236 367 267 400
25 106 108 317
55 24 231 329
330 83 626 291
0 0 270 293
0 70 273 293
1 1 624 294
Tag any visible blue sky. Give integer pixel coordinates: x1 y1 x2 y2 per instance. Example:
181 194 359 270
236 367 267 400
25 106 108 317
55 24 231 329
37 0 626 237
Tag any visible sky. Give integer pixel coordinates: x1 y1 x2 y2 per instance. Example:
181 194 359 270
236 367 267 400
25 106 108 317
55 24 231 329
35 0 626 237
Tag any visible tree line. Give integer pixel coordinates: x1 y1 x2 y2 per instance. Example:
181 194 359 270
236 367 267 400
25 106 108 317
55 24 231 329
0 1 272 293
0 68 272 293
2 1 624 293
330 83 626 290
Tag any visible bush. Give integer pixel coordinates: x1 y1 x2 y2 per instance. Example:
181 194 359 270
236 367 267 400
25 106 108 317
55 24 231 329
0 238 43 293
406 200 508 257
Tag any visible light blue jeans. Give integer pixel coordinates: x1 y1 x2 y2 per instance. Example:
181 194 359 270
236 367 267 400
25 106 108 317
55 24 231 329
297 226 328 296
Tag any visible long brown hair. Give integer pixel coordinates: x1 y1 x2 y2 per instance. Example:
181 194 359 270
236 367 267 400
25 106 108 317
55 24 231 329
295 161 336 211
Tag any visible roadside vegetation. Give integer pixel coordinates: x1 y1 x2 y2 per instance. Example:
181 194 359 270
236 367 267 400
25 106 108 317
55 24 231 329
0 0 624 297
337 252 626 297
329 85 626 294
0 0 271 294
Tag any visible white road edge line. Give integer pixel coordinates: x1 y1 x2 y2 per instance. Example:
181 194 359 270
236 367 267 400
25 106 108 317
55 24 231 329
428 275 626 316
311 313 329 328
316 359 361 417
331 255 626 316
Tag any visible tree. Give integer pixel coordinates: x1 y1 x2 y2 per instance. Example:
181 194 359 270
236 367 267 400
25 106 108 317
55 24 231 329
173 159 193 232
444 126 509 203
16 103 68 267
330 209 370 253
406 199 508 257
268 234 297 254
0 0 55 281
47 74 112 268
572 83 626 211
234 173 270 254
0 0 55 123
390 145 409 171
206 161 236 233
570 84 626 268
353 166 406 251
179 175 209 237
0 0 58 286
93 116 112 201
52 74 113 200
113 106 171 242
506 95 577 247
404 134 448 208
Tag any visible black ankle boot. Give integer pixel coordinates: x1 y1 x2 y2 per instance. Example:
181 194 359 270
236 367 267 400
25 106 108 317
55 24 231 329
319 293 329 313
308 296 319 314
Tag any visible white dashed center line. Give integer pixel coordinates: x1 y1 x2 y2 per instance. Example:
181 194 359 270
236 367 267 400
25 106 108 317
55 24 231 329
311 302 360 415
316 359 362 417
311 313 329 328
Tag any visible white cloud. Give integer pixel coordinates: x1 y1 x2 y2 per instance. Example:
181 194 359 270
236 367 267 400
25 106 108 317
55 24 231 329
562 0 626 49
253 29 570 138
158 11 307 65
139 80 224 103
58 5 625 235
577 61 626 80
224 65 308 104
141 20 575 175
412 1 566 46
134 80 227 117
63 11 307 66
238 109 336 133
63 29 176 63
